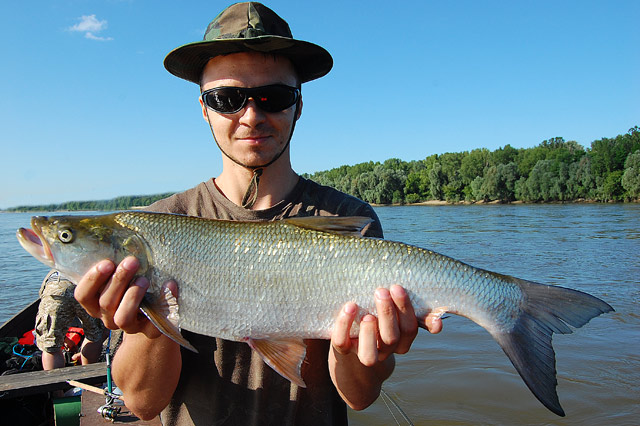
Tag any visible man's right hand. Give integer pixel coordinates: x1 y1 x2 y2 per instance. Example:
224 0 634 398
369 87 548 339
75 256 182 420
74 256 172 340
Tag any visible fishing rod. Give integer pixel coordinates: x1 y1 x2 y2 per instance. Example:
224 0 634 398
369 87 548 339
67 331 123 421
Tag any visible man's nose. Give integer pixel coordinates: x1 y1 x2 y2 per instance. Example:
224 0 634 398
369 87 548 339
238 98 266 123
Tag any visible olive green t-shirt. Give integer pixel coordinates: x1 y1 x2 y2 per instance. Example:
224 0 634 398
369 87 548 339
148 177 382 426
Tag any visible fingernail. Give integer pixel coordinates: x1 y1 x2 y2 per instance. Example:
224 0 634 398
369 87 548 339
134 277 149 290
344 303 357 315
97 261 114 274
375 288 390 300
390 285 406 298
121 257 139 271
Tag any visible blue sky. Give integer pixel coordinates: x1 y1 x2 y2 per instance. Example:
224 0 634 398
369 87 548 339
1 0 638 209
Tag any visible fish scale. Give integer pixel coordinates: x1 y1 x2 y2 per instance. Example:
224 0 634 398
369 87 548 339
114 212 544 339
17 211 613 416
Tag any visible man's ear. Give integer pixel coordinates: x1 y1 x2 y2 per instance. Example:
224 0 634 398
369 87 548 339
199 97 209 122
295 96 303 121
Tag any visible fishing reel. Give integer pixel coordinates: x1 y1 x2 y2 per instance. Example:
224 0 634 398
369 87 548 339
98 402 122 422
98 391 124 422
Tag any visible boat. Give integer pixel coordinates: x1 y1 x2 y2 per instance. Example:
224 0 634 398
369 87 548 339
0 299 160 425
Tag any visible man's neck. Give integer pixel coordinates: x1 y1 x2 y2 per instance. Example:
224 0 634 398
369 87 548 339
215 160 299 210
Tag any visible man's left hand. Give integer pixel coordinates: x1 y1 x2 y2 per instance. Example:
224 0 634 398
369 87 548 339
328 284 443 410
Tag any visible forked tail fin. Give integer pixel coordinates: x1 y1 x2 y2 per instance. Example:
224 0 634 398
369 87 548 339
492 278 613 416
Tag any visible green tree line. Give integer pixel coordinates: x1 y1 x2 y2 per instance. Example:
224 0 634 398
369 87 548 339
5 126 639 211
5 193 175 212
304 126 640 204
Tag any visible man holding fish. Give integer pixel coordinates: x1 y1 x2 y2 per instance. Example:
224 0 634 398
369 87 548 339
74 3 442 424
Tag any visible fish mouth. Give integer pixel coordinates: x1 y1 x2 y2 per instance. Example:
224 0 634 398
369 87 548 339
16 217 55 268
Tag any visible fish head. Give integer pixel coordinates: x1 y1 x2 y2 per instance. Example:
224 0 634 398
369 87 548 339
17 214 149 283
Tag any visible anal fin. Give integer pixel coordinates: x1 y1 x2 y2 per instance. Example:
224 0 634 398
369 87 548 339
247 338 307 388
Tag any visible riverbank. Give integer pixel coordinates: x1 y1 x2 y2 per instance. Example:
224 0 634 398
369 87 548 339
372 198 638 207
3 198 637 213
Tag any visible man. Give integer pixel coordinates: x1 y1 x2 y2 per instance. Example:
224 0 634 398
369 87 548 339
35 270 106 370
75 3 442 424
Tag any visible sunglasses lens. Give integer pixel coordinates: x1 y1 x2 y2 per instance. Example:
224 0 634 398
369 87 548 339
253 86 298 112
203 88 246 113
203 85 299 114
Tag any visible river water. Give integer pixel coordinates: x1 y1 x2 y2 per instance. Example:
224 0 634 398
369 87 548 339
1 205 638 425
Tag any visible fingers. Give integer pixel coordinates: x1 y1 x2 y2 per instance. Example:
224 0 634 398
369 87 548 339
390 285 418 342
331 285 422 368
164 280 179 298
75 256 146 331
99 257 140 322
75 260 116 317
375 285 419 358
423 311 444 334
330 303 379 367
120 279 180 340
374 288 399 350
331 302 358 355
74 256 180 344
357 315 378 366
112 277 150 332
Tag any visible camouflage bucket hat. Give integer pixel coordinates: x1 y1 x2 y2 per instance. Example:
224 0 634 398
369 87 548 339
164 2 333 84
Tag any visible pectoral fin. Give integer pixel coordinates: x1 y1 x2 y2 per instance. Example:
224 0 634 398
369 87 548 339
139 287 198 353
247 338 307 388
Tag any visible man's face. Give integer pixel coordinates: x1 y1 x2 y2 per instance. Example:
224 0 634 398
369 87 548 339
200 52 301 169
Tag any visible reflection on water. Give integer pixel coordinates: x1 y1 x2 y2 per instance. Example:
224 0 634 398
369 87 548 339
1 205 638 425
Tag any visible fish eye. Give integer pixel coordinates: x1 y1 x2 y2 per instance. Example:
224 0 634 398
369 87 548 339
58 228 75 243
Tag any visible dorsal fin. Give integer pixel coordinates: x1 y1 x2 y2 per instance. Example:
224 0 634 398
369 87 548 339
283 216 373 237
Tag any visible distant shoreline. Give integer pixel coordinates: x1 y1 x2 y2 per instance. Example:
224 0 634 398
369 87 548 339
0 206 151 214
3 199 636 213
371 198 636 207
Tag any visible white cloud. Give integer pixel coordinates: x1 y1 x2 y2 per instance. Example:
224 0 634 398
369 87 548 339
84 32 113 41
69 15 106 32
68 15 113 41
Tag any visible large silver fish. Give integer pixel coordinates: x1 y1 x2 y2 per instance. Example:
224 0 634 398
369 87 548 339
16 211 612 416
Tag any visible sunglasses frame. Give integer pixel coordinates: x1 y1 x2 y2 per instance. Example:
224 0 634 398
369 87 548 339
201 84 301 114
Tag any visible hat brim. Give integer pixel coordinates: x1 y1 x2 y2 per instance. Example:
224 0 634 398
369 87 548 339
164 36 333 85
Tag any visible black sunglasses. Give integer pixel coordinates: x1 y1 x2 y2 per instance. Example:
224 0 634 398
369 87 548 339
201 84 300 114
